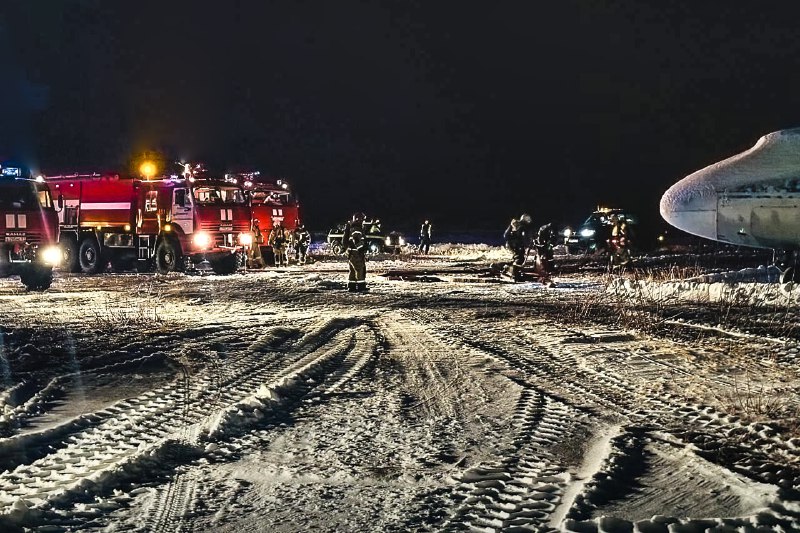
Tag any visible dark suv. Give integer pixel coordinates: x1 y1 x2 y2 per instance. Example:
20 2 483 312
563 208 637 254
327 220 404 254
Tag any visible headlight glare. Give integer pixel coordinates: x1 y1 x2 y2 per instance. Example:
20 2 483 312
41 246 61 266
193 231 212 248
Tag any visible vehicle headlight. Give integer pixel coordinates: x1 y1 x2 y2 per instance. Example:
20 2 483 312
193 231 212 248
562 228 572 238
40 245 61 266
385 237 391 245
580 228 596 238
398 237 405 245
239 233 253 246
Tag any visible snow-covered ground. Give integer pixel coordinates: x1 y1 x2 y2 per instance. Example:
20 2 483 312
0 246 799 532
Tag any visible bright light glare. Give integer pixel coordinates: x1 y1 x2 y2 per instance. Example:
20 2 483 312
239 233 253 246
139 161 157 178
580 228 595 238
193 231 212 248
563 228 572 238
41 246 61 265
385 237 391 245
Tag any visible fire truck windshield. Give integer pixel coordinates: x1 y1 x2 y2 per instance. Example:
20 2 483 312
192 186 246 205
251 190 293 206
0 181 47 209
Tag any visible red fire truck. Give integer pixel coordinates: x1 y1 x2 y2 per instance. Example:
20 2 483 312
46 172 250 275
228 172 302 263
0 164 61 290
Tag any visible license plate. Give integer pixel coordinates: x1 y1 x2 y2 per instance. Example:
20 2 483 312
219 224 233 231
5 233 26 242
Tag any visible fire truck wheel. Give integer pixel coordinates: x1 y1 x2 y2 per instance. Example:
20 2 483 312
79 238 103 274
155 240 182 274
210 254 238 275
331 242 343 255
20 265 53 291
61 237 81 273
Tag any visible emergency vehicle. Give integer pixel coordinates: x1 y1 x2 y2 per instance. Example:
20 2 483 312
46 170 250 275
228 172 301 263
0 164 61 290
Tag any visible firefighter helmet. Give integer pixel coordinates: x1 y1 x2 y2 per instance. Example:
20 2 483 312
352 212 365 222
520 213 532 225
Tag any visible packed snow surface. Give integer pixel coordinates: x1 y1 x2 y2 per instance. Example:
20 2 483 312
0 246 799 532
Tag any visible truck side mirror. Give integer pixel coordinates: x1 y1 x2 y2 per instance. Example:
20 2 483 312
57 194 64 210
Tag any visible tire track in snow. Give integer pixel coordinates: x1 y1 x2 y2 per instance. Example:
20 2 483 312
384 309 587 531
407 307 800 524
141 323 378 533
439 392 582 532
0 318 353 529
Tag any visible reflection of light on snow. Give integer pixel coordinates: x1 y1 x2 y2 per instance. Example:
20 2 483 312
65 328 87 405
0 327 9 386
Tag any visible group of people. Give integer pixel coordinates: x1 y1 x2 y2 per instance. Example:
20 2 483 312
245 213 435 293
503 212 634 281
247 220 311 269
503 214 557 282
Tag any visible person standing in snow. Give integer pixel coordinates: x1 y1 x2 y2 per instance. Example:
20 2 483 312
343 212 368 292
248 218 266 269
503 217 528 281
419 220 432 254
608 215 631 266
293 224 311 264
269 221 289 267
534 222 556 278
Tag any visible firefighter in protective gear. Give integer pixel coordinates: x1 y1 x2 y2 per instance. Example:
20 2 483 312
419 220 432 255
293 224 311 263
269 221 289 267
534 222 556 278
248 218 267 269
609 215 631 266
343 212 368 292
503 218 528 281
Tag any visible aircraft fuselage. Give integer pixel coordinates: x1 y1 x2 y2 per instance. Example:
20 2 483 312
660 128 800 251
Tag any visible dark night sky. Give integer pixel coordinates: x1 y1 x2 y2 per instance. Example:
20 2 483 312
3 1 800 233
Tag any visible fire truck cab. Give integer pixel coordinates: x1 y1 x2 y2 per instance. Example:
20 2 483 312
0 164 61 290
230 172 301 264
47 173 249 275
